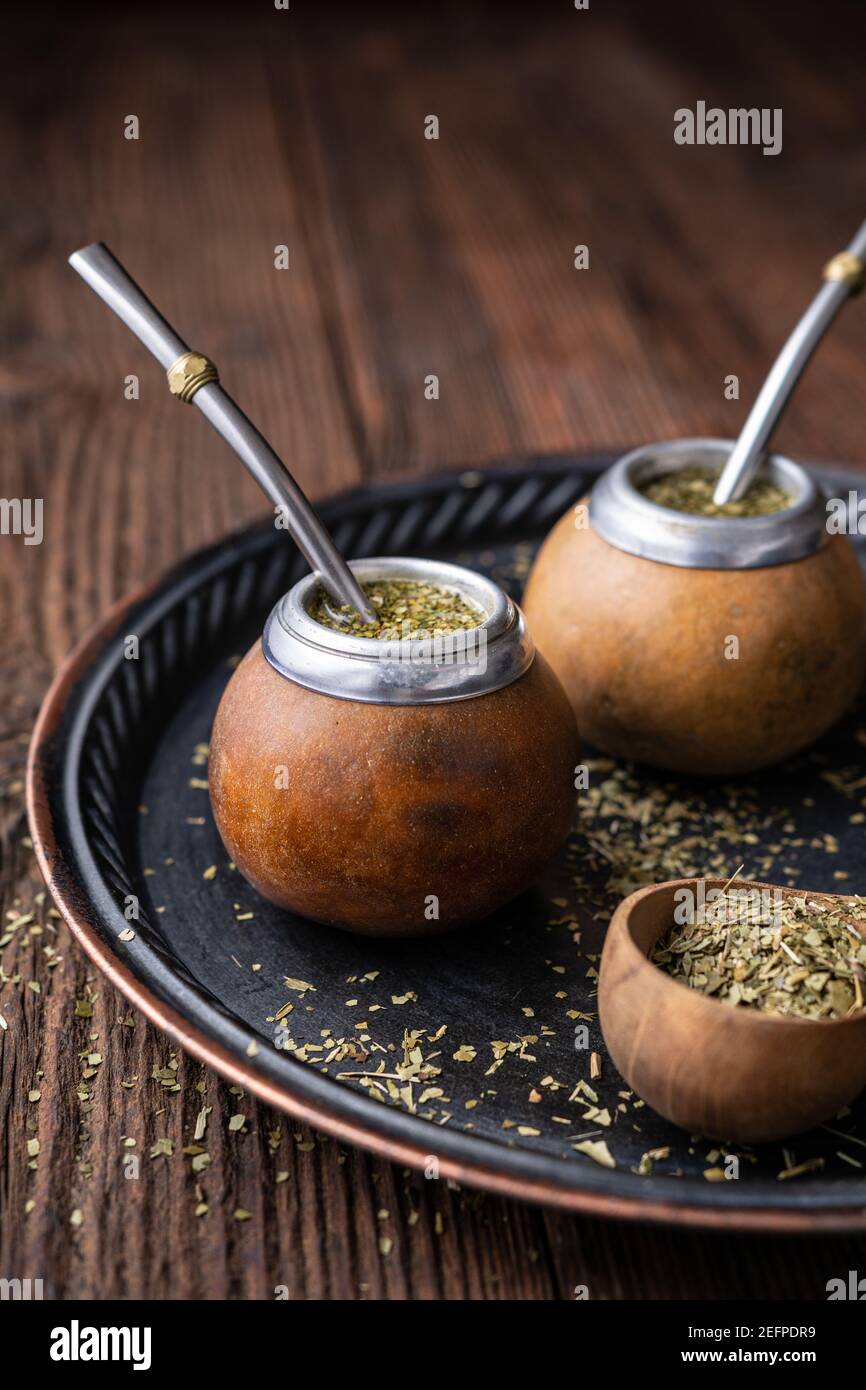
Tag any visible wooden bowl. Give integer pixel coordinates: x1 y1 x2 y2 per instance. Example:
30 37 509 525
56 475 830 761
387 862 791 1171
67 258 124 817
598 877 866 1143
209 642 580 937
523 503 866 775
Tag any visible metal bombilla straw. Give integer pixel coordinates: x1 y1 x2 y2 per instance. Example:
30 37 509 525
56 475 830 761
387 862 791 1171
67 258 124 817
68 242 378 624
713 218 866 505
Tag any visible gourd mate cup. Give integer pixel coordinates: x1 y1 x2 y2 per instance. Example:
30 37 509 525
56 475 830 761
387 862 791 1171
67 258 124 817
523 438 866 775
210 556 580 936
69 244 580 938
599 876 866 1143
526 222 866 776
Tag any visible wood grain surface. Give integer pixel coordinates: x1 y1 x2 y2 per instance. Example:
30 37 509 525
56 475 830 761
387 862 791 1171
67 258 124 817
3 0 866 1300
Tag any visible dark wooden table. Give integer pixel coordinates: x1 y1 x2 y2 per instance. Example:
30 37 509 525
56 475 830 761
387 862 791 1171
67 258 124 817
3 0 866 1300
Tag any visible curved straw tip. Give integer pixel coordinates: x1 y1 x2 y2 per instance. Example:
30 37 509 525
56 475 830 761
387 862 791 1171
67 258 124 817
68 241 109 270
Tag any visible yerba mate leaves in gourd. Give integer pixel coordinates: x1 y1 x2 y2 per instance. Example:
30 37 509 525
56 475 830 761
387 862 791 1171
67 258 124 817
309 579 483 640
640 466 791 517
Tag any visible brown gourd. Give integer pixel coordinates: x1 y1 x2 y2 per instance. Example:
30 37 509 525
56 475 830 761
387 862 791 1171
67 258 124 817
523 501 866 776
210 641 579 936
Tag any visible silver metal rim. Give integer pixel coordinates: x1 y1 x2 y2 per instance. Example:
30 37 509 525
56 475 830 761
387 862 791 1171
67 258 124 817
589 438 828 569
262 556 535 704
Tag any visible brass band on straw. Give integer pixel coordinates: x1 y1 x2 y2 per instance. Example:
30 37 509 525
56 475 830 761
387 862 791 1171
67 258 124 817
823 250 865 294
166 350 220 403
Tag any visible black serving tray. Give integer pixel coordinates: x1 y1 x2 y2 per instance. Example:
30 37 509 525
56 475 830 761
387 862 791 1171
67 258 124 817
28 456 866 1229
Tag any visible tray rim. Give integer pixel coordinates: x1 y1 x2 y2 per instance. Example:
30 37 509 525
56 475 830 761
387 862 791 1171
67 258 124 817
26 457 866 1233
